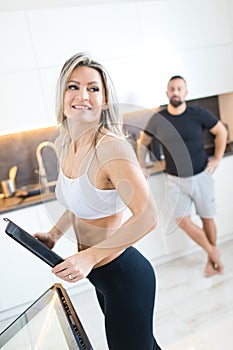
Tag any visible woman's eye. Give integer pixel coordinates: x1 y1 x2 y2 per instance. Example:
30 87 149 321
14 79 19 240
90 86 99 92
67 84 78 90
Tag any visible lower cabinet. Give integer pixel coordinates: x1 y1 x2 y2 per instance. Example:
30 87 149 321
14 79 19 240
122 208 166 262
214 156 233 238
0 206 54 312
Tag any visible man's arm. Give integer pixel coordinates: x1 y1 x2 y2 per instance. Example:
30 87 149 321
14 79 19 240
207 120 228 172
136 131 153 167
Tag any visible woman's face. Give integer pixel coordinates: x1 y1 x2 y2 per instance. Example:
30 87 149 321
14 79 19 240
63 66 106 122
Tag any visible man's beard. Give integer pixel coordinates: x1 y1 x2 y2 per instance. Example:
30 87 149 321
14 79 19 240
169 98 183 108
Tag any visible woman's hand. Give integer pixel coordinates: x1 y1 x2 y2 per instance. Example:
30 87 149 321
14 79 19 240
33 231 57 249
52 249 97 283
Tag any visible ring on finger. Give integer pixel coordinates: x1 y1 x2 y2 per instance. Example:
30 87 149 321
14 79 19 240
68 274 73 280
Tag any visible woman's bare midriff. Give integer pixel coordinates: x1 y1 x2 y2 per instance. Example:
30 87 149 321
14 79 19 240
71 211 126 268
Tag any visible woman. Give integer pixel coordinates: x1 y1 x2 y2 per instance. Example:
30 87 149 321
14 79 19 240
35 52 161 350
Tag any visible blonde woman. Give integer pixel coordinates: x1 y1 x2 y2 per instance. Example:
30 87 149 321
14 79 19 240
35 52 161 350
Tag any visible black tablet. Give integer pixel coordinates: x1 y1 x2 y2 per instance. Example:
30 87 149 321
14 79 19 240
3 218 64 267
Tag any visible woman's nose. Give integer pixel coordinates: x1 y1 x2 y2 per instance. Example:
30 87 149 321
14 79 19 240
75 88 89 100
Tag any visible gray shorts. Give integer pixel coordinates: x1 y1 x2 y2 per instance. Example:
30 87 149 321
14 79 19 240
167 170 216 219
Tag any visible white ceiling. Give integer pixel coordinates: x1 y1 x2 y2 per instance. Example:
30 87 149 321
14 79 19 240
0 0 144 12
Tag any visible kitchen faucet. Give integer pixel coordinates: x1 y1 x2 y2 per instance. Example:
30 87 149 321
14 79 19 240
36 141 59 191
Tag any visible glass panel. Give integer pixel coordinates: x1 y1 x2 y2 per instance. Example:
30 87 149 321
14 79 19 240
0 283 93 350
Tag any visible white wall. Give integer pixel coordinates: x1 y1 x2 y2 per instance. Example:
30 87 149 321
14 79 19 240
0 0 233 134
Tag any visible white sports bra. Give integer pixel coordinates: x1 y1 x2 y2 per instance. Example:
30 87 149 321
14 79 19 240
55 134 126 219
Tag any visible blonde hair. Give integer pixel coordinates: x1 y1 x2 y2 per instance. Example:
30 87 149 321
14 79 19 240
56 52 124 140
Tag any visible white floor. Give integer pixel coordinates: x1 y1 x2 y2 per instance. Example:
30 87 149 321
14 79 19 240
1 239 233 349
69 239 233 350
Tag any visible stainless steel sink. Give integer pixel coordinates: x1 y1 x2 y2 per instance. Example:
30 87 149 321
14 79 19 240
15 181 56 198
15 184 42 197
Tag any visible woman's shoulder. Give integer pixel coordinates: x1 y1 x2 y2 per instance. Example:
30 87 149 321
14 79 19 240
97 131 137 159
98 131 129 147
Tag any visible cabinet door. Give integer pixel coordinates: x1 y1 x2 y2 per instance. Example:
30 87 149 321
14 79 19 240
149 173 197 257
125 174 167 261
0 206 54 312
214 156 233 239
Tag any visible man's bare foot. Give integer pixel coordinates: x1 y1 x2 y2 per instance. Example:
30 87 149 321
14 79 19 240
204 261 222 277
208 247 224 274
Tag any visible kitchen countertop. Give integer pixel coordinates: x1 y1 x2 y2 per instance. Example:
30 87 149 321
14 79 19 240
0 191 56 214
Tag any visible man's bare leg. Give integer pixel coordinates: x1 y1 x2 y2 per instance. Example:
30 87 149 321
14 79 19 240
176 216 224 277
201 217 224 277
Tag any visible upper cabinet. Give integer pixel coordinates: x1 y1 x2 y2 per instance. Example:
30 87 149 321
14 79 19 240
1 0 233 134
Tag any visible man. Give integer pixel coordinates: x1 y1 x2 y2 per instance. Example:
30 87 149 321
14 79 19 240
137 75 227 277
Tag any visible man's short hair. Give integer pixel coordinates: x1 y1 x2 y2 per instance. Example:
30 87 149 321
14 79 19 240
168 75 186 84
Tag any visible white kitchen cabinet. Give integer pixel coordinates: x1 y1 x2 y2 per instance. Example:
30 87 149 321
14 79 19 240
0 206 54 312
214 156 233 239
148 172 196 257
121 207 166 263
133 174 169 261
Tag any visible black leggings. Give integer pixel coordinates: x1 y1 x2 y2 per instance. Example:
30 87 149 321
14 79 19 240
87 246 161 350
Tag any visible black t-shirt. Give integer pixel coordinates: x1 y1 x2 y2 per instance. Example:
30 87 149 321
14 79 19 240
144 106 218 177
